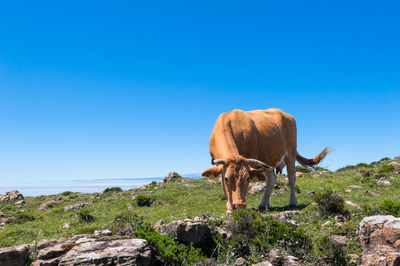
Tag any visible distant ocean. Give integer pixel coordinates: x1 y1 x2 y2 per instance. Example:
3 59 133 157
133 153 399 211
0 173 203 197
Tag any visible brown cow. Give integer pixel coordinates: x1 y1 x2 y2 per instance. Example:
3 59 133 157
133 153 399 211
202 108 330 213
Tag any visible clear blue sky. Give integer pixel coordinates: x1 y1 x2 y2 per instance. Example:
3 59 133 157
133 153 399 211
1 1 399 185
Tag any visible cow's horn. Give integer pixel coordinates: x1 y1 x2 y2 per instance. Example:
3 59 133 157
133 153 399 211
212 159 226 165
245 159 272 170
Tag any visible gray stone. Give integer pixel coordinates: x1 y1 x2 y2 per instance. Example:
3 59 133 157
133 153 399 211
0 190 24 204
163 171 182 183
160 220 211 245
63 203 86 212
377 177 391 186
58 239 152 266
0 244 30 266
248 183 266 194
359 215 400 266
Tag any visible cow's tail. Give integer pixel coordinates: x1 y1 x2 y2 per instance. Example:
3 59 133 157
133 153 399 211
296 147 331 168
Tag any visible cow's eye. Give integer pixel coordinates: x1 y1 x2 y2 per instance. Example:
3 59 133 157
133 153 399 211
224 177 229 182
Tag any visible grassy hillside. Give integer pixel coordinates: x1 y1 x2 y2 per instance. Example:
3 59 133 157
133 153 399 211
1 156 399 264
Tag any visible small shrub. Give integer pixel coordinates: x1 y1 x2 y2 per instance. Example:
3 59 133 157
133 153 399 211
112 213 205 265
78 209 94 222
295 166 311 173
378 165 395 173
68 194 78 199
380 200 400 217
221 209 312 262
136 195 154 207
356 163 371 168
314 189 346 215
11 213 36 224
379 157 391 162
317 236 347 265
103 187 123 193
61 191 73 196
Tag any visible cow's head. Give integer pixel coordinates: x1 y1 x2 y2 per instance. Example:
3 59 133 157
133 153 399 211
202 156 272 213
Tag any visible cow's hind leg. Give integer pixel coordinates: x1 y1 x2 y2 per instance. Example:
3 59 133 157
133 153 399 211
258 170 276 211
286 157 297 207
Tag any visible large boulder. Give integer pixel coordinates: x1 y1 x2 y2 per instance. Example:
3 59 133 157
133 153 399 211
0 244 30 266
157 218 211 245
359 215 400 265
163 172 182 183
0 190 24 204
58 239 152 266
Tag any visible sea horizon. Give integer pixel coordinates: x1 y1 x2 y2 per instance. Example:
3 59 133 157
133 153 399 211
0 173 203 197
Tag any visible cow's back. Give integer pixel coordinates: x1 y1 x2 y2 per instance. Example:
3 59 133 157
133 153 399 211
209 108 296 166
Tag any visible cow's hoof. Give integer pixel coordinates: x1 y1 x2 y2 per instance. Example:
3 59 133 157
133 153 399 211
258 205 268 212
226 210 233 216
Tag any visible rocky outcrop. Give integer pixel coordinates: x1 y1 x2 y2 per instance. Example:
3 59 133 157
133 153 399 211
163 171 182 183
248 183 266 194
0 230 156 266
359 215 400 266
157 217 211 245
63 203 86 212
0 190 24 204
0 244 30 266
58 239 152 266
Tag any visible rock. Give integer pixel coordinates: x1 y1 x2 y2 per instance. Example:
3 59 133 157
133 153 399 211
362 244 400 266
359 215 400 266
377 177 391 186
295 171 303 177
154 220 166 231
330 235 348 246
322 221 331 227
58 239 153 266
350 185 362 189
62 223 69 229
234 257 246 265
345 189 352 193
94 229 112 237
163 171 182 183
389 161 399 166
127 204 133 209
14 200 25 205
334 215 346 223
160 220 211 245
39 198 63 211
268 248 281 264
36 239 75 261
248 183 266 194
0 190 24 204
283 255 301 266
349 253 359 263
345 200 361 209
367 191 381 197
270 211 299 226
254 261 272 266
215 226 232 240
307 191 315 197
63 203 86 212
0 244 30 266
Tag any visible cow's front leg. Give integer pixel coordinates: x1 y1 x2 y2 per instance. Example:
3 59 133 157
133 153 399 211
258 170 276 211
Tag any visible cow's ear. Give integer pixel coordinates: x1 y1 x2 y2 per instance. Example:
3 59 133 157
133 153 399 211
202 166 222 179
250 168 266 181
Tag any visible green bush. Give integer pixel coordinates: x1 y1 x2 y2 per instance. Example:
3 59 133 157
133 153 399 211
220 209 312 262
113 213 205 265
136 195 154 207
103 187 123 193
11 213 36 224
377 165 395 173
61 191 73 196
295 166 311 173
314 189 346 215
317 236 346 265
380 200 400 217
78 209 94 222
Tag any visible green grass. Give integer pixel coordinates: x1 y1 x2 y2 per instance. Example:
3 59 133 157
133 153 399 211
0 156 399 265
